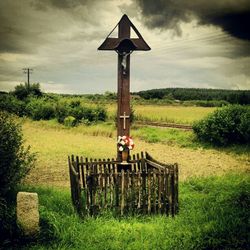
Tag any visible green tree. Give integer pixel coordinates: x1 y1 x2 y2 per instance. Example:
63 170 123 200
13 83 42 100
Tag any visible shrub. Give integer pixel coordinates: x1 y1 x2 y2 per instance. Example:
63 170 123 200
193 105 250 145
26 98 56 120
64 116 77 127
0 94 26 116
94 106 107 122
0 111 35 197
55 101 107 125
55 101 70 123
13 83 42 100
0 112 35 243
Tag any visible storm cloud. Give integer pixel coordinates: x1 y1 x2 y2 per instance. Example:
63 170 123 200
135 0 250 40
0 0 249 93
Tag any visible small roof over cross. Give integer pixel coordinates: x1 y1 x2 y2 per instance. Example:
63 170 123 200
98 14 150 52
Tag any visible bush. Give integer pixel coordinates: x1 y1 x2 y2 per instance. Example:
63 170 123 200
193 105 250 145
0 112 35 243
13 83 42 100
64 116 76 127
94 106 107 122
0 111 35 197
0 94 26 116
26 98 56 120
55 101 70 123
55 101 107 125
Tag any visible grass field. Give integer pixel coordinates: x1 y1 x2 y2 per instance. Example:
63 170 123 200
22 119 249 187
107 104 216 124
2 112 247 249
17 174 250 250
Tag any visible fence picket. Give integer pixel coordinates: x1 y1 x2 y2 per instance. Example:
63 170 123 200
147 170 151 214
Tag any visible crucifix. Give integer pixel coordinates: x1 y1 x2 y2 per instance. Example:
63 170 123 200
120 112 130 129
98 14 150 159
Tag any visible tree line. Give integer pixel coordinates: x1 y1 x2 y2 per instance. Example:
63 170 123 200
135 88 250 105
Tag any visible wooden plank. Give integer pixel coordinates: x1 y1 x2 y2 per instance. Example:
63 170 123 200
106 158 110 186
68 156 75 206
114 172 119 209
165 168 169 215
104 168 108 208
168 170 173 217
153 171 157 213
76 156 80 174
127 170 131 211
145 159 165 171
137 171 141 209
141 152 146 171
109 159 114 208
121 170 125 215
136 153 140 171
89 160 94 215
174 163 179 214
147 170 151 214
163 168 168 215
80 156 85 188
158 172 162 214
131 170 135 212
170 170 175 216
112 158 117 174
85 157 89 187
132 154 136 172
142 170 146 214
141 158 146 172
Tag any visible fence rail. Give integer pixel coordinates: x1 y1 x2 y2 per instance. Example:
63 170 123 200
69 152 178 216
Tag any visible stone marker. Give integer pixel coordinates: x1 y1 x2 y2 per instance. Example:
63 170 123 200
16 192 39 236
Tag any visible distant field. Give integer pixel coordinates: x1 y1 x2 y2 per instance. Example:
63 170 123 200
107 104 216 124
22 119 249 187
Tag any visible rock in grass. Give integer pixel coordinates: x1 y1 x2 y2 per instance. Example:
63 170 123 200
16 192 39 236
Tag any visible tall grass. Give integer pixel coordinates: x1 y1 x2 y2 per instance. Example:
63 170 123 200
12 173 249 250
107 105 216 125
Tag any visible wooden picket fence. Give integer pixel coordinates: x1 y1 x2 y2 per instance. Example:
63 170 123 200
69 152 178 216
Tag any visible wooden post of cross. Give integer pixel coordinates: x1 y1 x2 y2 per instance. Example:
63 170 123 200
98 14 150 160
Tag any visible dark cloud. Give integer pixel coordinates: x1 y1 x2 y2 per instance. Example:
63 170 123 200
30 0 93 11
0 0 101 53
135 0 250 40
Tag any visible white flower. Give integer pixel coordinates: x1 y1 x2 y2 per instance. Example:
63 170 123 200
128 146 132 150
119 146 124 151
122 135 126 140
121 141 125 145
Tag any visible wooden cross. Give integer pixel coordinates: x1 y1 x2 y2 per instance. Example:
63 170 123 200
98 14 150 158
120 112 130 130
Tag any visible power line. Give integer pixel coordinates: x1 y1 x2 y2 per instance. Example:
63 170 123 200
23 68 33 88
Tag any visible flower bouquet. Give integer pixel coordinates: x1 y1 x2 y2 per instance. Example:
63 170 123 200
117 136 134 163
117 135 134 151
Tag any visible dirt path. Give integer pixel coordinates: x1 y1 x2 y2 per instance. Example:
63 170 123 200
23 121 250 187
136 121 193 130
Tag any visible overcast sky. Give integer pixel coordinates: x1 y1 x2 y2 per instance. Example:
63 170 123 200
0 0 250 94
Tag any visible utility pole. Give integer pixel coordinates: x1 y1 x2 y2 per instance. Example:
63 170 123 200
23 68 33 88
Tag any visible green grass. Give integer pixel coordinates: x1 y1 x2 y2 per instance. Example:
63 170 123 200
12 173 249 250
107 104 216 125
132 126 196 147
